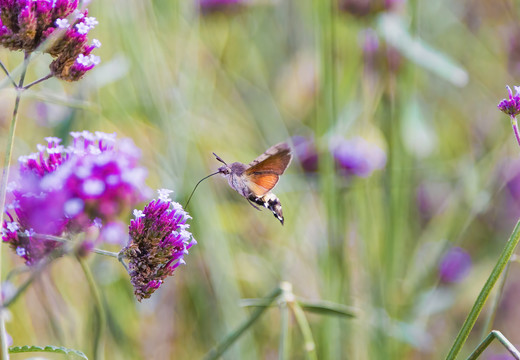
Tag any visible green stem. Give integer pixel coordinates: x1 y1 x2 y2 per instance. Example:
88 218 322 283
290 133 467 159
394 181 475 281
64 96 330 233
1 246 68 309
30 234 119 259
480 262 510 338
466 330 520 360
445 221 520 360
0 50 30 360
279 282 292 360
203 286 282 360
23 73 53 90
279 300 290 360
291 301 317 360
0 61 16 88
78 257 105 360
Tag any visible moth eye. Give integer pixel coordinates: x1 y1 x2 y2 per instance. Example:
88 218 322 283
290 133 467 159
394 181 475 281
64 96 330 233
218 166 230 175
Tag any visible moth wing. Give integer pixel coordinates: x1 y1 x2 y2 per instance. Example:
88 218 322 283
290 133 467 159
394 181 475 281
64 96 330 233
242 143 292 197
246 142 292 175
243 173 280 197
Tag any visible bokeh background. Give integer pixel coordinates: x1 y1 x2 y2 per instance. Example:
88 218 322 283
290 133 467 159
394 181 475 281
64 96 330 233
2 0 520 359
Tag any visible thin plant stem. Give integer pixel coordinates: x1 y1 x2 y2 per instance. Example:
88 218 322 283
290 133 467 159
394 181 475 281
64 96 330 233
445 221 520 360
0 50 30 360
23 73 53 90
30 234 119 259
511 117 520 148
77 257 105 360
290 300 317 360
203 286 283 360
279 282 292 360
466 330 520 360
0 60 16 88
279 301 290 360
1 245 69 309
480 262 510 338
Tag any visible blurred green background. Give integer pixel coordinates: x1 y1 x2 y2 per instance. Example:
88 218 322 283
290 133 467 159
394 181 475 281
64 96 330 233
2 0 520 359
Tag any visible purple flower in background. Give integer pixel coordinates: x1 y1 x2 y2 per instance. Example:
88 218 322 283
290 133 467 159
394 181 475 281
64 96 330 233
498 86 520 118
121 189 196 301
360 28 379 56
2 131 149 265
438 247 472 283
292 135 318 173
488 354 516 360
332 136 386 178
338 0 400 17
0 0 101 81
199 0 245 14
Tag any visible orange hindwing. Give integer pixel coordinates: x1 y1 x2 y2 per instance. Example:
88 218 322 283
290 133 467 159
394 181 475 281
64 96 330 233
243 142 292 197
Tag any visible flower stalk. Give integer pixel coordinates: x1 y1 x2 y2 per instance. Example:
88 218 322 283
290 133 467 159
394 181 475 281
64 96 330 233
0 50 31 360
512 117 520 148
445 221 520 360
78 257 105 360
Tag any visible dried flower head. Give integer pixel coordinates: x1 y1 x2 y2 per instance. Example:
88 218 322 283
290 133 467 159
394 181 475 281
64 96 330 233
0 0 101 81
122 189 196 301
3 131 149 265
498 85 520 118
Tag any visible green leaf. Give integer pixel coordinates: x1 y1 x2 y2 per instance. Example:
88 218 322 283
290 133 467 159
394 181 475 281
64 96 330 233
9 345 88 359
240 297 358 318
297 299 358 318
377 13 468 87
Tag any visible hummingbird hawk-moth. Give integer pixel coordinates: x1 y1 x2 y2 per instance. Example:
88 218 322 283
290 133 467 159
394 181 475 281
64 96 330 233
214 142 292 225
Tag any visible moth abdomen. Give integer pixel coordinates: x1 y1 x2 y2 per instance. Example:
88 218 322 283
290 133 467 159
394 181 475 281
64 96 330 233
250 193 284 225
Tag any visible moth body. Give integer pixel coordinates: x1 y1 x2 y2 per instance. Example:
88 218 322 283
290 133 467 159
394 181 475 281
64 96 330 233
214 142 292 225
218 162 251 197
250 192 284 225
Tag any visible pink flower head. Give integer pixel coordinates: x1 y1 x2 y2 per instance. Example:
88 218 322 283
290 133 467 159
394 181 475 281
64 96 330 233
122 189 196 301
498 85 520 118
2 131 149 265
0 0 100 81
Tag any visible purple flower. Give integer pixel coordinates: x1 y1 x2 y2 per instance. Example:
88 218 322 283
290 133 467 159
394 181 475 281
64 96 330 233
199 0 245 14
0 1 100 81
2 131 149 265
121 189 196 301
360 28 379 56
498 86 520 118
332 136 386 178
488 355 516 360
438 247 472 283
44 131 149 227
338 0 402 17
292 136 318 173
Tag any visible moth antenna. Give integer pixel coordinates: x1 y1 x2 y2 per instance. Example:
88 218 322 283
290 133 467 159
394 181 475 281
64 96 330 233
213 152 227 165
184 171 220 210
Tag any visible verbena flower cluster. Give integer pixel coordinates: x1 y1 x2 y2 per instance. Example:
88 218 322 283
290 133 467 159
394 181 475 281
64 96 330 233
498 85 520 118
2 131 148 265
122 189 196 301
0 0 101 81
